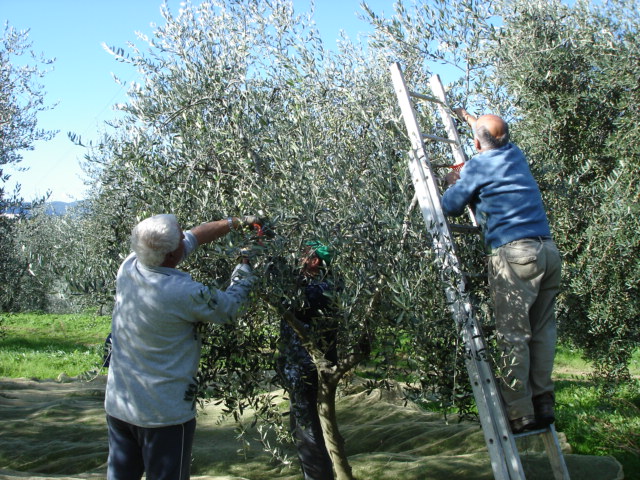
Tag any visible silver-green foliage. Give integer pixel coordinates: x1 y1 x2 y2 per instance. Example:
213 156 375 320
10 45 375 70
489 0 640 379
37 0 640 467
0 24 55 312
79 1 462 475
369 0 640 379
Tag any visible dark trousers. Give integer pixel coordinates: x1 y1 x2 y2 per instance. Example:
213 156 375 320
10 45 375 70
289 381 334 480
107 415 196 480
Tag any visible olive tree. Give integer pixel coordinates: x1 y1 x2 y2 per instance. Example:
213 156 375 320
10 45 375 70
79 1 467 478
0 23 55 312
368 0 640 379
12 199 124 314
75 0 640 476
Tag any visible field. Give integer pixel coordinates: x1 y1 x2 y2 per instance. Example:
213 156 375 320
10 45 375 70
0 312 638 479
0 312 112 379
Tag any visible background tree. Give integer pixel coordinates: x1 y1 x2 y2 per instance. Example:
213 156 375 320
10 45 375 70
0 23 55 312
78 1 471 477
486 0 640 379
367 0 640 379
10 200 120 314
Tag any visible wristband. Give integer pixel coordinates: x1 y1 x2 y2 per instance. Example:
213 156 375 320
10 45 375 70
227 216 234 231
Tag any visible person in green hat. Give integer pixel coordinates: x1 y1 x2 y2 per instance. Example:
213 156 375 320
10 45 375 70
277 240 339 480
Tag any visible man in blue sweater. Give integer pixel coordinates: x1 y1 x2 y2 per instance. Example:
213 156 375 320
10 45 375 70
441 110 562 434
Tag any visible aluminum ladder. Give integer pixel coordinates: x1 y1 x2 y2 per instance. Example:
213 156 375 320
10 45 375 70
389 62 571 480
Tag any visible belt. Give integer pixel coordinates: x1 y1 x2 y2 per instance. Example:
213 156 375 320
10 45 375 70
522 236 552 242
492 236 553 253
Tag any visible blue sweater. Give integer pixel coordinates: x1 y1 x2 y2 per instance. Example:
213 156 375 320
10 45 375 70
441 143 551 249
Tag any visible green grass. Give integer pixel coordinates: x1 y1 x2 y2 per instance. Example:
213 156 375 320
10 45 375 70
552 345 640 478
555 379 640 478
554 343 640 377
554 344 594 376
0 312 111 379
550 344 640 479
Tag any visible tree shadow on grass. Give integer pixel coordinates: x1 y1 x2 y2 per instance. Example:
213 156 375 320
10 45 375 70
0 335 101 353
0 378 108 475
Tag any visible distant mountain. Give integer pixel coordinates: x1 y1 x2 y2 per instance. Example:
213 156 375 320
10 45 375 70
45 201 79 216
2 201 79 217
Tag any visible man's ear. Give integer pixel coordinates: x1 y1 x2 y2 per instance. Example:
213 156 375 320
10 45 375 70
161 247 180 268
161 251 174 267
309 256 322 268
474 137 482 152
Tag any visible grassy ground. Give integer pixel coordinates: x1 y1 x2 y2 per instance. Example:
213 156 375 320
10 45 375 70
0 312 111 379
1 312 638 478
553 345 640 478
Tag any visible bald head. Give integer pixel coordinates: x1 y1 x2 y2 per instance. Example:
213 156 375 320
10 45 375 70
474 114 510 151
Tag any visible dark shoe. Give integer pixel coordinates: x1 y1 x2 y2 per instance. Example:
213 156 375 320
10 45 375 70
510 415 537 434
534 392 555 427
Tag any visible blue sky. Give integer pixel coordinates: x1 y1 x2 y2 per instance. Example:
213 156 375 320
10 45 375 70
3 0 395 202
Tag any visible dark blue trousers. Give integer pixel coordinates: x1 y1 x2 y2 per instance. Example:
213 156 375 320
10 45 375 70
289 380 334 480
107 415 195 480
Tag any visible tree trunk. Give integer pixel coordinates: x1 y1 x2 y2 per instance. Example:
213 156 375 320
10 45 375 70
281 310 370 480
316 367 354 480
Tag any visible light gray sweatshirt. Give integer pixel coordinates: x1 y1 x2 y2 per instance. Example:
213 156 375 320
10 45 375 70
105 231 255 427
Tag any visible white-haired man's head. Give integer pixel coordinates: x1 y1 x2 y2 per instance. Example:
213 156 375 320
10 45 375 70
130 214 182 267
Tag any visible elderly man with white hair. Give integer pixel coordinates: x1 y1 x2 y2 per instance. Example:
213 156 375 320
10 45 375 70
105 213 261 480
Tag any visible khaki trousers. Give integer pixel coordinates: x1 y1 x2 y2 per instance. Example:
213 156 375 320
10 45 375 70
488 237 562 420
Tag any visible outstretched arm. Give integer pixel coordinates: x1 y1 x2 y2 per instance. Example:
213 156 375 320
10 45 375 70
190 218 236 246
189 263 256 325
453 107 477 130
191 215 263 246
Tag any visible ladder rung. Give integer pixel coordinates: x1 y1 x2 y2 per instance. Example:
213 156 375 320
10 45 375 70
450 224 480 234
513 426 551 439
421 132 457 145
431 163 453 169
409 90 444 105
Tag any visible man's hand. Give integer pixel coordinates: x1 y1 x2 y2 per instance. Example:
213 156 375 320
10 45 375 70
445 171 460 186
240 215 264 228
453 107 469 122
453 107 477 128
239 247 253 264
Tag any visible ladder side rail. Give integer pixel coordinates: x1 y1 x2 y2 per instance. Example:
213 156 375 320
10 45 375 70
443 276 525 479
541 426 571 480
390 64 435 161
406 151 466 289
428 74 478 228
460 326 522 479
428 74 468 167
393 62 527 479
461 315 526 479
